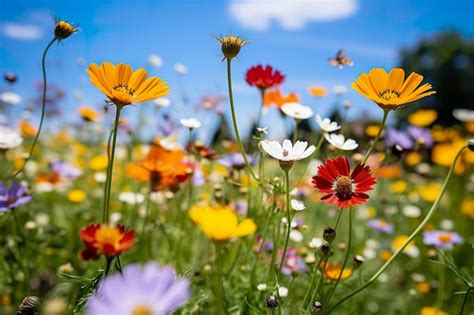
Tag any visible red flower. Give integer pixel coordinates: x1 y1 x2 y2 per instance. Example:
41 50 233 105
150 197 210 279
245 65 285 90
79 224 135 260
312 156 376 208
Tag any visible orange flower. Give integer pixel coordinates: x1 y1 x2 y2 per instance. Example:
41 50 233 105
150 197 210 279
263 88 299 108
321 262 352 281
86 62 169 107
19 120 37 138
352 68 435 111
126 144 189 191
79 224 134 260
308 86 327 97
78 106 101 122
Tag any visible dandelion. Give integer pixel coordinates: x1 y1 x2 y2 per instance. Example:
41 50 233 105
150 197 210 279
352 68 435 111
86 62 169 108
423 230 463 249
312 156 376 208
87 262 190 315
79 223 135 260
217 35 247 60
54 19 78 41
189 204 256 242
324 134 358 151
316 115 341 133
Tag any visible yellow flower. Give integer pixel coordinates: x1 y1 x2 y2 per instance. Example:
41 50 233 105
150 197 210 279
89 155 108 171
420 307 448 315
392 235 415 255
432 139 472 174
86 62 169 107
308 86 327 97
54 19 78 40
67 190 86 203
417 183 442 202
416 282 431 294
322 262 352 281
78 106 101 122
390 180 407 193
189 204 256 242
217 35 247 60
19 120 37 138
352 68 435 111
408 109 438 127
406 152 422 166
365 124 381 137
461 199 474 219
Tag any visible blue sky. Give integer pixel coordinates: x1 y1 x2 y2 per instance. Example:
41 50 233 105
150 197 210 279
1 0 473 141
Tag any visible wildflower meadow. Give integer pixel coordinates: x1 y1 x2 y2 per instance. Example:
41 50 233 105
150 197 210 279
1 1 473 314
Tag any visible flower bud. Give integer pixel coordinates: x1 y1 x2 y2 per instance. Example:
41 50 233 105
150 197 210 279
17 296 40 315
323 227 336 243
266 295 279 309
217 35 247 60
54 20 77 40
353 255 365 269
319 244 331 257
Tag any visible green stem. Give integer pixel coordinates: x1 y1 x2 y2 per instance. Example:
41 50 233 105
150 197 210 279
102 106 122 222
226 58 258 181
278 169 292 274
305 257 329 314
256 88 265 128
293 119 300 143
11 38 57 178
325 208 352 307
303 257 324 308
361 109 389 165
327 145 468 313
215 245 226 315
459 286 471 315
437 252 445 309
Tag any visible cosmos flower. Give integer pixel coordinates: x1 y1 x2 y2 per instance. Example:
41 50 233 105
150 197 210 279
281 103 314 120
260 139 315 162
180 118 202 129
79 223 135 260
263 88 299 109
316 115 341 133
423 230 463 249
312 156 376 208
78 106 101 122
0 126 23 150
352 68 435 111
189 204 256 242
0 182 32 212
324 134 358 151
368 219 394 234
86 62 169 107
245 65 285 90
321 262 352 281
87 262 190 315
51 161 82 178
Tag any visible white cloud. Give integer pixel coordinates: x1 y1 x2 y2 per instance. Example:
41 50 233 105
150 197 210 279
1 23 43 40
229 0 358 31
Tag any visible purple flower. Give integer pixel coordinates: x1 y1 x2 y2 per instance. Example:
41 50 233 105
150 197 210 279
51 161 82 178
0 182 32 212
423 230 463 249
87 262 190 315
218 153 254 170
279 248 308 276
407 126 433 148
385 128 413 150
368 219 394 234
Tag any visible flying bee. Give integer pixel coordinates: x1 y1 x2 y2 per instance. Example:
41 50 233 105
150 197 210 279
328 50 354 69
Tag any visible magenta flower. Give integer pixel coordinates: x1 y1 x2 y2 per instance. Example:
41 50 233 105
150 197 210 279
423 230 463 250
87 262 190 315
0 182 32 212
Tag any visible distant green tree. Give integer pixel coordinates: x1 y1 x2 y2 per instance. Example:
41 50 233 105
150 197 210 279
397 32 474 125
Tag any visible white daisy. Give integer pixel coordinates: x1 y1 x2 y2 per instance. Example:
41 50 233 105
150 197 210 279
281 102 313 120
180 118 202 129
118 192 145 205
309 237 323 249
0 91 21 105
324 133 358 151
316 115 341 133
154 97 171 108
260 139 315 162
290 199 305 211
278 286 289 297
0 126 23 150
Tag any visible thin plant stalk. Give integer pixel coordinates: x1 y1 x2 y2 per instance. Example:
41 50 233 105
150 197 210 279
361 109 389 165
11 38 57 178
225 58 258 181
327 145 468 313
278 169 292 274
459 286 471 315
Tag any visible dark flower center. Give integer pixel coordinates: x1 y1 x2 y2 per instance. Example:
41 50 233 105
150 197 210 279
379 89 400 100
334 176 353 201
113 84 135 96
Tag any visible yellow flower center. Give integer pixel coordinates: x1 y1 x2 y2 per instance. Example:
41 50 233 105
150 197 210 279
334 176 353 200
95 226 122 246
437 233 452 243
379 88 401 101
131 305 153 315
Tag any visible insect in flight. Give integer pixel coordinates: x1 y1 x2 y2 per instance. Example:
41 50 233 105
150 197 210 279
328 50 354 69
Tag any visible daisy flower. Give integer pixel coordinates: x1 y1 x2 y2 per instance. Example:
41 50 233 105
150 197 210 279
180 118 202 129
324 133 358 151
260 139 315 162
312 156 376 208
316 115 341 133
281 103 314 120
423 230 463 249
0 126 23 150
